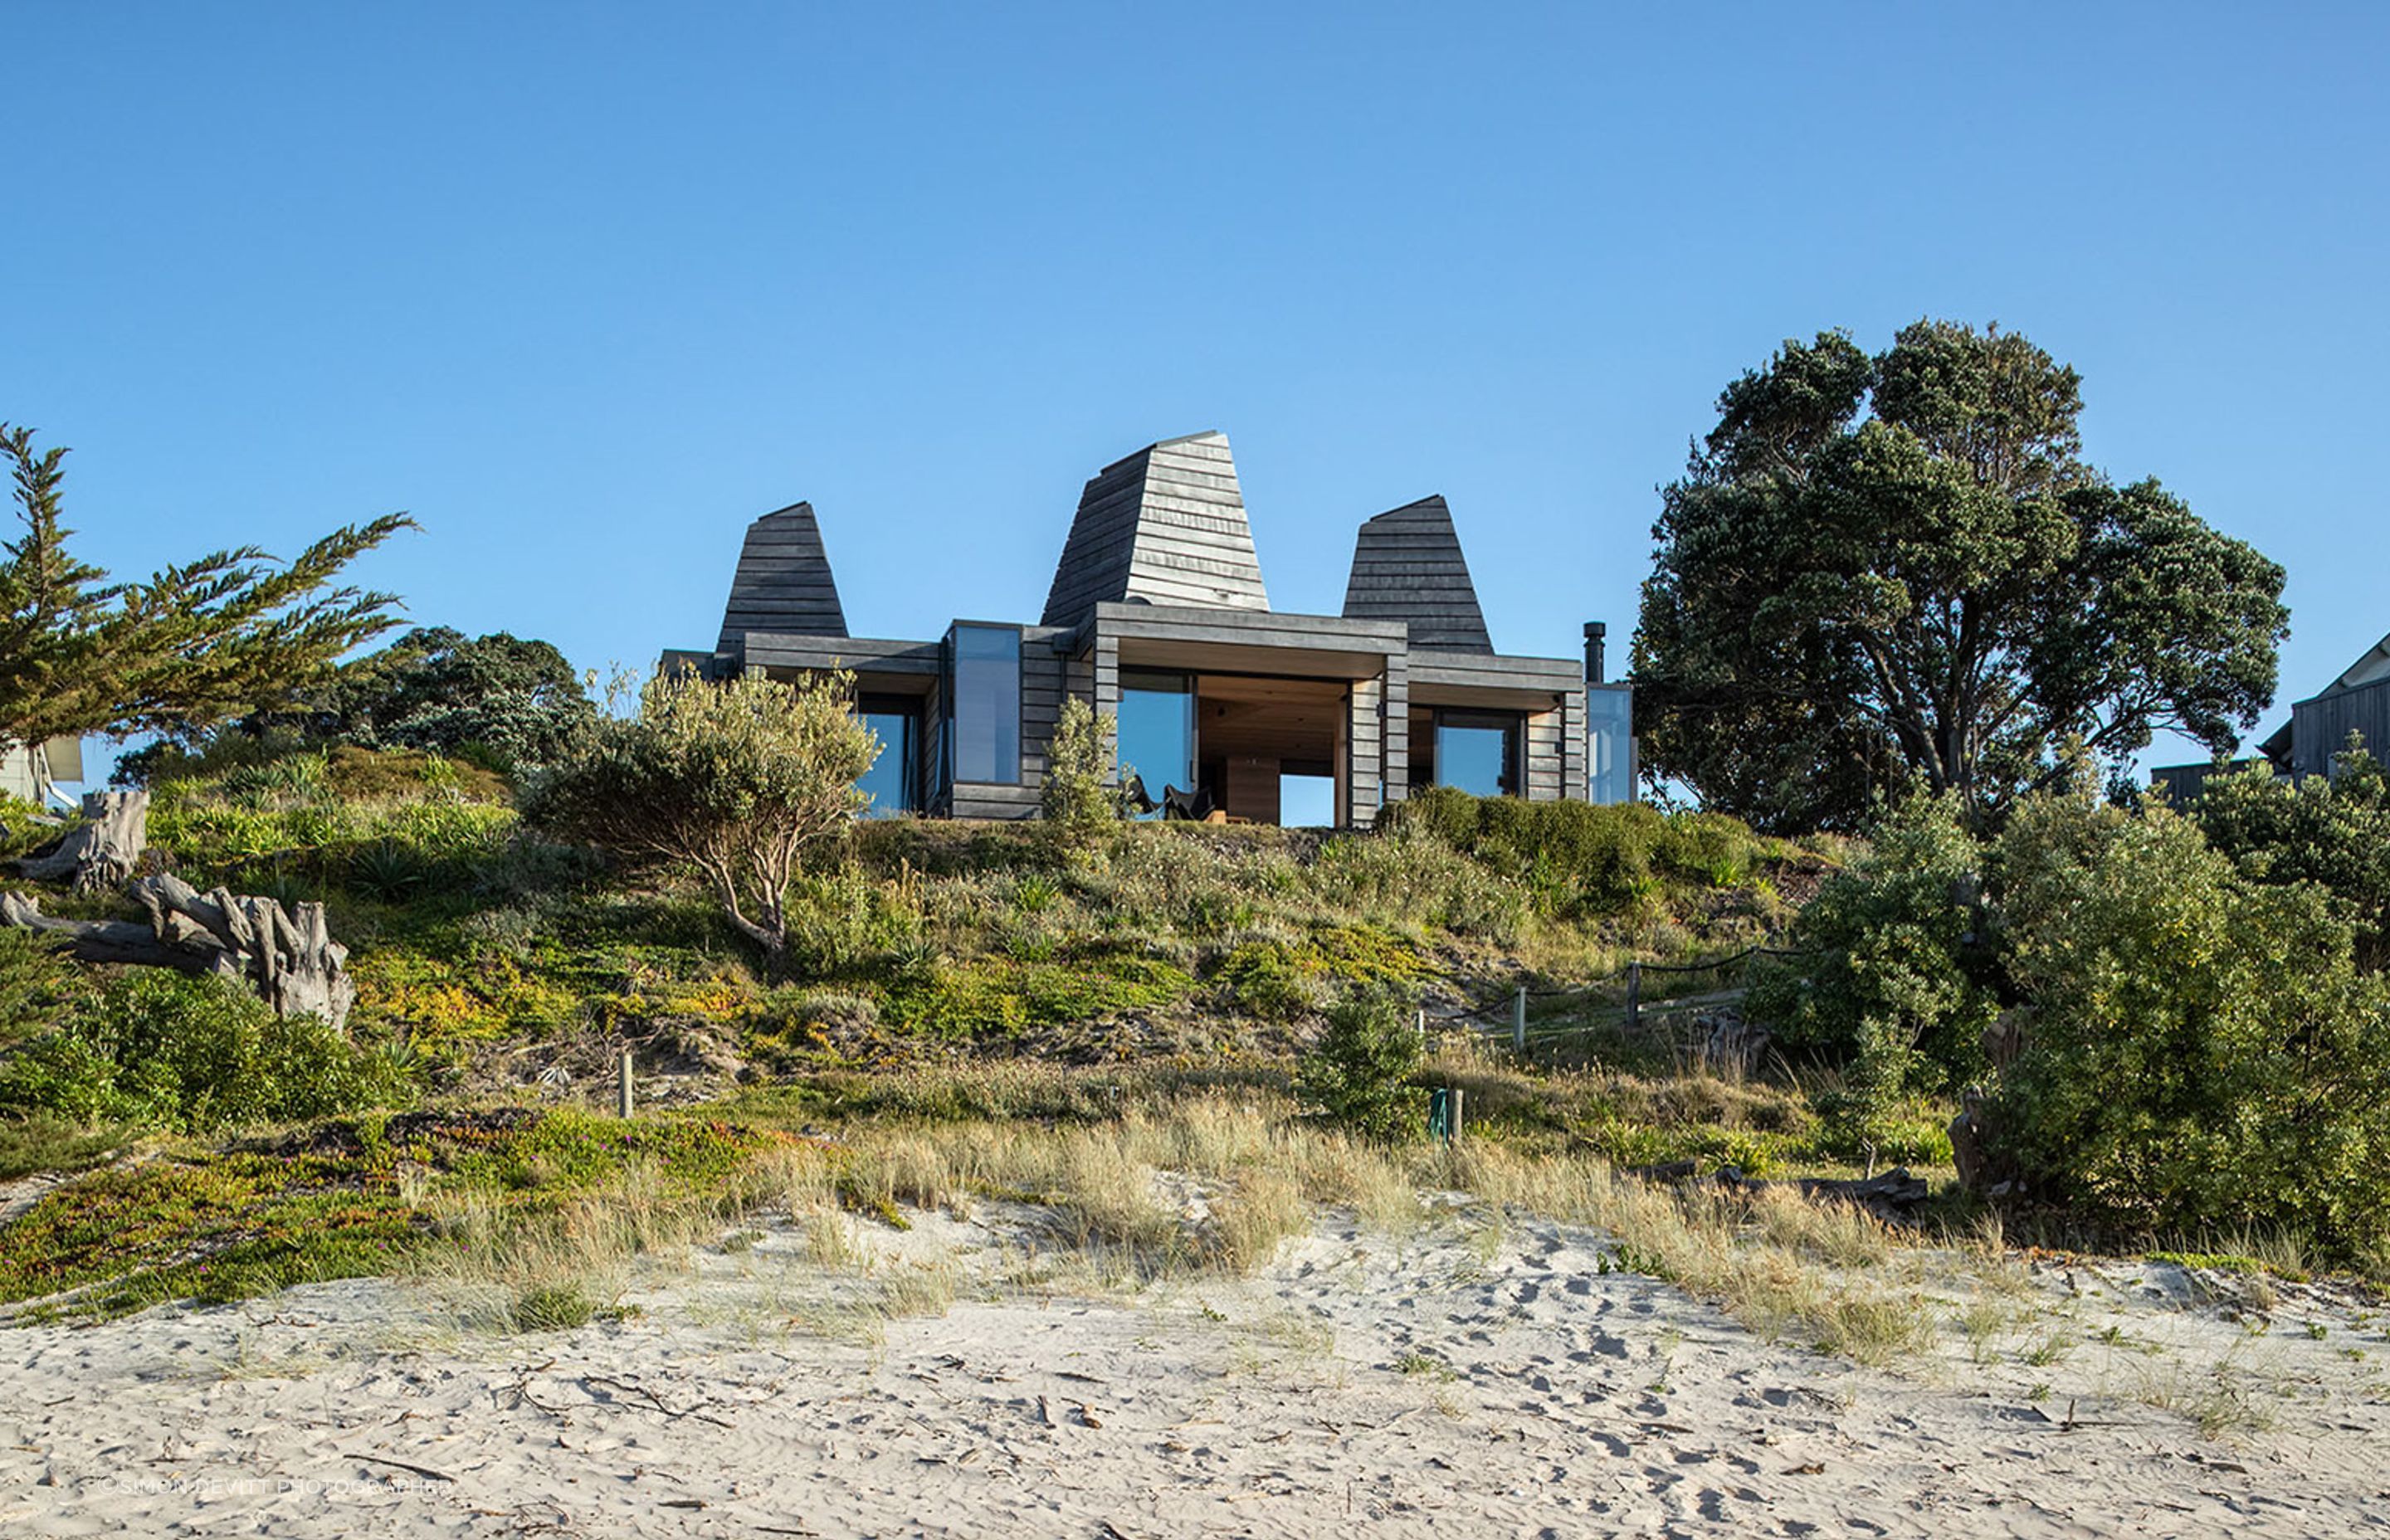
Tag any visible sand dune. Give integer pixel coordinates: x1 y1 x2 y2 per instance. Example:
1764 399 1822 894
3 1209 2385 1538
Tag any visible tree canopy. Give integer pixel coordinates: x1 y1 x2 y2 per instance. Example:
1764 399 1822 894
264 626 592 770
1630 323 2287 831
524 668 877 972
0 425 412 749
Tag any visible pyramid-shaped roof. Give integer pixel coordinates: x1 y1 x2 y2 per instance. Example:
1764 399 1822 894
1340 495 1492 652
1041 431 1271 628
716 501 847 655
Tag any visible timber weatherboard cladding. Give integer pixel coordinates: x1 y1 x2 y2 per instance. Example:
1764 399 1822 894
1340 496 1495 653
716 502 847 657
2290 675 2390 780
1041 432 1271 628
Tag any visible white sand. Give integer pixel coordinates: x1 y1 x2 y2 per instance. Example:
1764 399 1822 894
4 1207 2387 1538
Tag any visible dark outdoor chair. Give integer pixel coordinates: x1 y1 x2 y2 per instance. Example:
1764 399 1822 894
1122 774 1160 816
1161 784 1215 821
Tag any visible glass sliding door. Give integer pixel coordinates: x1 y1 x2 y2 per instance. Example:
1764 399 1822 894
1433 709 1521 798
947 624 1022 784
1116 668 1194 816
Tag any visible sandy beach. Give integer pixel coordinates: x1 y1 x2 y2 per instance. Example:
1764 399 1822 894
4 1201 2385 1538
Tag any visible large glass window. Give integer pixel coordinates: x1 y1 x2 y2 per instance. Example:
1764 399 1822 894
949 625 1022 784
1434 709 1520 798
1116 669 1194 816
1587 686 1634 805
856 697 919 818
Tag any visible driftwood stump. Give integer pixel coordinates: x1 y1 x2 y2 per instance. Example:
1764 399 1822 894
0 873 354 1033
17 790 149 893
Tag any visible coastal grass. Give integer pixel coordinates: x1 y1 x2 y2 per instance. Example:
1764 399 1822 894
0 1079 1949 1371
0 1109 778 1323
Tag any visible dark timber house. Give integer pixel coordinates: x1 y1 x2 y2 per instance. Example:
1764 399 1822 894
2151 631 2390 800
679 431 1635 827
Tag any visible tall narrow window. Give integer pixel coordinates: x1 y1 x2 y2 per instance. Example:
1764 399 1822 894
1434 709 1520 798
1116 668 1194 817
949 625 1022 784
1587 687 1633 804
856 695 919 818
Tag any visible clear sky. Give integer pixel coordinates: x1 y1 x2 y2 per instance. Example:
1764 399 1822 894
5 4 2383 780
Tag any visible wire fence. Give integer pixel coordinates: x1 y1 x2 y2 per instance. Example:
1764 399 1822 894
1429 943 1819 1051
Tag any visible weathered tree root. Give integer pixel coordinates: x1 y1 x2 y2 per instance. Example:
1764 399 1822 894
16 789 149 893
0 872 354 1032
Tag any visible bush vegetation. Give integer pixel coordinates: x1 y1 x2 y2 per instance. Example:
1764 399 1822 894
1295 985 1425 1141
1038 696 1131 847
1749 785 2390 1260
0 972 402 1134
524 668 876 974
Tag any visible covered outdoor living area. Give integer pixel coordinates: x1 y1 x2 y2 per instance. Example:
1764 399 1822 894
1118 670 1354 827
1090 602 1402 830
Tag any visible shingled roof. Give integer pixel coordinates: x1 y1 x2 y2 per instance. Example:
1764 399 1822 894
1040 431 1271 629
1339 495 1492 653
716 501 847 657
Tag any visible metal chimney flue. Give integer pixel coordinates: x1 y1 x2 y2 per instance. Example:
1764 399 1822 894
1583 621 1607 685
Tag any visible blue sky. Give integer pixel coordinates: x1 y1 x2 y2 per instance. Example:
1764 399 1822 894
5 4 2383 782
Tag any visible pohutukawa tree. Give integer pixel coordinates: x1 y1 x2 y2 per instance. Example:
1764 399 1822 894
0 424 415 753
1630 322 2289 831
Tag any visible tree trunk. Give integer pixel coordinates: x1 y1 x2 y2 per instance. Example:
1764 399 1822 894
17 790 149 892
0 874 354 1033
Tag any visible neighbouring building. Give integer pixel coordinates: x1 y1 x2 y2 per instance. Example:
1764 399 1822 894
675 431 1633 827
2151 631 2390 799
0 736 83 808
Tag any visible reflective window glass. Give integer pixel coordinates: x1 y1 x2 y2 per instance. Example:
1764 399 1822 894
856 705 916 817
1435 709 1519 797
1117 669 1193 817
1587 687 1633 805
949 626 1021 784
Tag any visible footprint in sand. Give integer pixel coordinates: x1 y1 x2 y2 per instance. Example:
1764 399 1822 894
1570 1330 1632 1361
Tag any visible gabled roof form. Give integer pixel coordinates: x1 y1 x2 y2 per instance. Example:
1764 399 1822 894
1339 495 1493 653
1041 431 1271 629
717 501 847 655
2324 632 2390 696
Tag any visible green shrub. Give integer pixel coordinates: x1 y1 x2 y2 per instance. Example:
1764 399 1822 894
2195 743 2390 971
1216 942 1318 1021
1988 792 2390 1252
508 1282 597 1333
1747 796 1997 1130
783 863 926 979
524 668 876 976
0 928 80 1050
1295 985 1425 1141
1040 696 1131 846
0 972 403 1133
1381 788 1771 919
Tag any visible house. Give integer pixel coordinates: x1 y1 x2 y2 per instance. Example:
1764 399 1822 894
0 736 84 808
677 431 1634 827
2150 631 2390 799
2258 632 2390 779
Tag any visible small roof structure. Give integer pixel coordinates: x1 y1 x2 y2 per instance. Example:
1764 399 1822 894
1041 431 1270 628
716 501 847 657
1340 495 1493 653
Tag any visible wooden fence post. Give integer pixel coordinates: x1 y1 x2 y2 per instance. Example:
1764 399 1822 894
1512 986 1528 1052
1451 1085 1464 1143
617 1050 635 1119
1626 962 1641 1036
